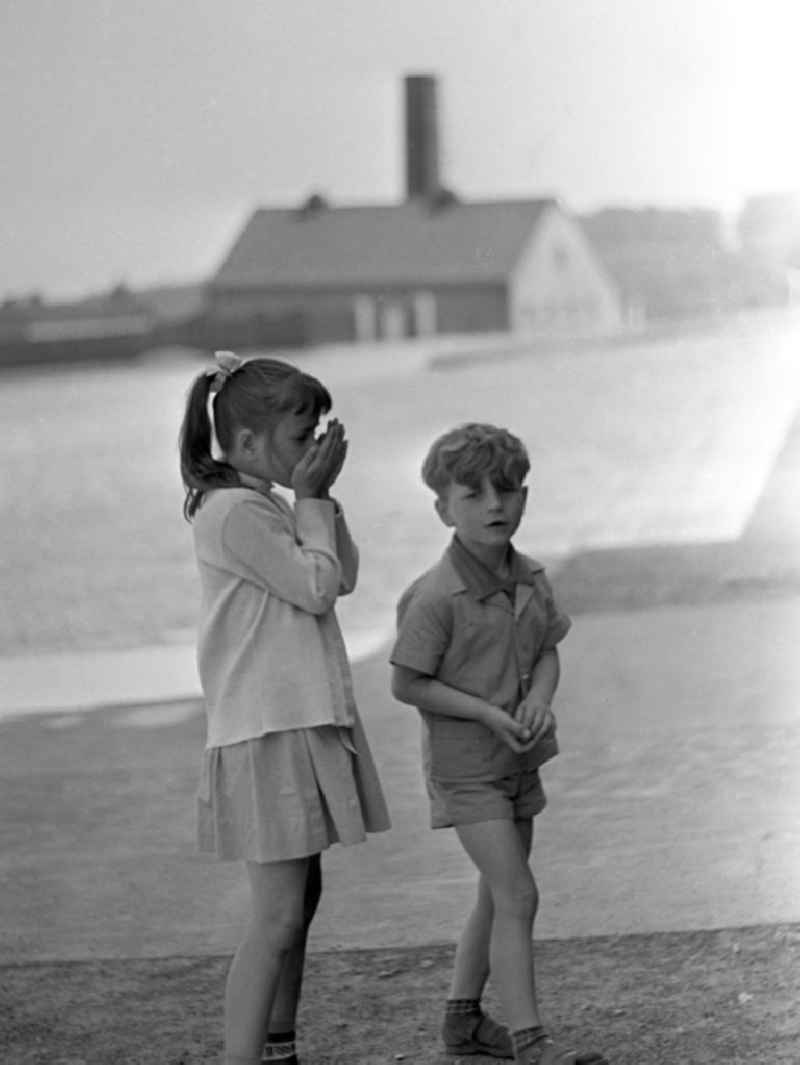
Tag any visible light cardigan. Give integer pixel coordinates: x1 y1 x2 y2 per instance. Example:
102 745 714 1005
192 484 359 749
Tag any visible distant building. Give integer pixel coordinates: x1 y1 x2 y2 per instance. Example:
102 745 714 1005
137 281 209 349
738 193 800 265
583 202 797 321
737 193 800 306
0 74 624 367
206 75 621 349
0 285 153 367
208 195 622 348
581 207 737 322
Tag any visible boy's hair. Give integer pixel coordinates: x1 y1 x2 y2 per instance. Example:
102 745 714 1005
421 423 530 497
179 355 331 520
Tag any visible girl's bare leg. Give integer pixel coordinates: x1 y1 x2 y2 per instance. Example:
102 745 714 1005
268 853 322 1034
224 857 312 1065
454 818 540 1032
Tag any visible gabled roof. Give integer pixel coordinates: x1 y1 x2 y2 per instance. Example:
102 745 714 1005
212 198 556 289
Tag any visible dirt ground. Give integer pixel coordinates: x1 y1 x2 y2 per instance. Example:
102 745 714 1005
2 925 799 1065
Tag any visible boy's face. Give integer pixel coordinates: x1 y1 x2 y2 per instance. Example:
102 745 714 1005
435 475 527 551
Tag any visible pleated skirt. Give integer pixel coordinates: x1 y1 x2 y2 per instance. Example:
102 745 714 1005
197 711 391 863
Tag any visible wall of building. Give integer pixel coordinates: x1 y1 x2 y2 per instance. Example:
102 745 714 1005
348 283 507 339
510 207 622 334
433 284 508 334
208 281 509 346
206 287 347 347
209 287 329 321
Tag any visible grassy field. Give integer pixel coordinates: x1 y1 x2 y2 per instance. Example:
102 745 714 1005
2 310 799 656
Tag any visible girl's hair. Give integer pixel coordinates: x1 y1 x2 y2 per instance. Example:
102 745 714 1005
421 422 530 497
179 356 331 520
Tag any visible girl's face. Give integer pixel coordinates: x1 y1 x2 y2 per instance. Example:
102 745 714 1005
256 409 320 486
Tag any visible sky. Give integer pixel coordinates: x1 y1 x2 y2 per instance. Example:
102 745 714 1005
2 0 800 299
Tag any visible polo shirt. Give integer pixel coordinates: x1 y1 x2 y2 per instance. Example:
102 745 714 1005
390 537 571 783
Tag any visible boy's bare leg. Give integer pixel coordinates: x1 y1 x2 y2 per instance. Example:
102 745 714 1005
450 818 534 1000
454 818 541 1032
448 872 493 998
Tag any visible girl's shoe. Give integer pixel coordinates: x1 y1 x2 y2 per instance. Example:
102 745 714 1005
515 1032 609 1065
443 1009 514 1058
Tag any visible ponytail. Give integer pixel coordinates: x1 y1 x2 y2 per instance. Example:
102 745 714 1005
178 372 239 520
179 354 333 520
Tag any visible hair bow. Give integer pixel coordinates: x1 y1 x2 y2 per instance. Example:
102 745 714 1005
205 350 245 394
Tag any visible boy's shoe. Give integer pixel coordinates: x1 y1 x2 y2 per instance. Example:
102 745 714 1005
443 1009 514 1058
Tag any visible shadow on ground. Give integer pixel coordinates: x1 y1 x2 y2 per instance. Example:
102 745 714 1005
552 404 800 614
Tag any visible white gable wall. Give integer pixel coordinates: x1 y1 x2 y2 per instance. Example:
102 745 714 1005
509 207 622 334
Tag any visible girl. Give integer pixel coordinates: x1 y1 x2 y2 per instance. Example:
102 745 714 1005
179 350 390 1065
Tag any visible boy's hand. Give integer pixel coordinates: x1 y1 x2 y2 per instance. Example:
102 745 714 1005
514 696 556 748
483 705 538 753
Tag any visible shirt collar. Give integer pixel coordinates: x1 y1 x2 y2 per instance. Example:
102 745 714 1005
237 472 274 496
447 535 538 601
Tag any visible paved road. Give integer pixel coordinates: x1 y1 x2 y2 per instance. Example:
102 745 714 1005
2 339 798 963
1 593 798 962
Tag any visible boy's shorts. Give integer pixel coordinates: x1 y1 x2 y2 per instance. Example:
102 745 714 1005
427 769 546 829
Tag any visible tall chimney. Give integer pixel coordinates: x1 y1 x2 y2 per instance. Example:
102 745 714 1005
404 74 440 201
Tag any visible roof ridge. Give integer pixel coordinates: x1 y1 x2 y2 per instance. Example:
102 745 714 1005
250 195 557 216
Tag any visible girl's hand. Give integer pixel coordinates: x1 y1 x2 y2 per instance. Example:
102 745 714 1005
483 704 536 753
316 420 348 496
291 438 331 499
291 419 347 499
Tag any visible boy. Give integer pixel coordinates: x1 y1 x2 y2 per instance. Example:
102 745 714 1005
390 424 607 1065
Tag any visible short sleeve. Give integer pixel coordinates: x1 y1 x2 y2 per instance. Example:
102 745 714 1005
390 581 453 677
536 572 571 650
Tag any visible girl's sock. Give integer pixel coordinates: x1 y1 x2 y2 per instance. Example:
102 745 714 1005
263 1029 298 1064
445 997 482 1015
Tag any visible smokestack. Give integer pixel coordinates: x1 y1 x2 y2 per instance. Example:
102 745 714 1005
404 74 440 201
